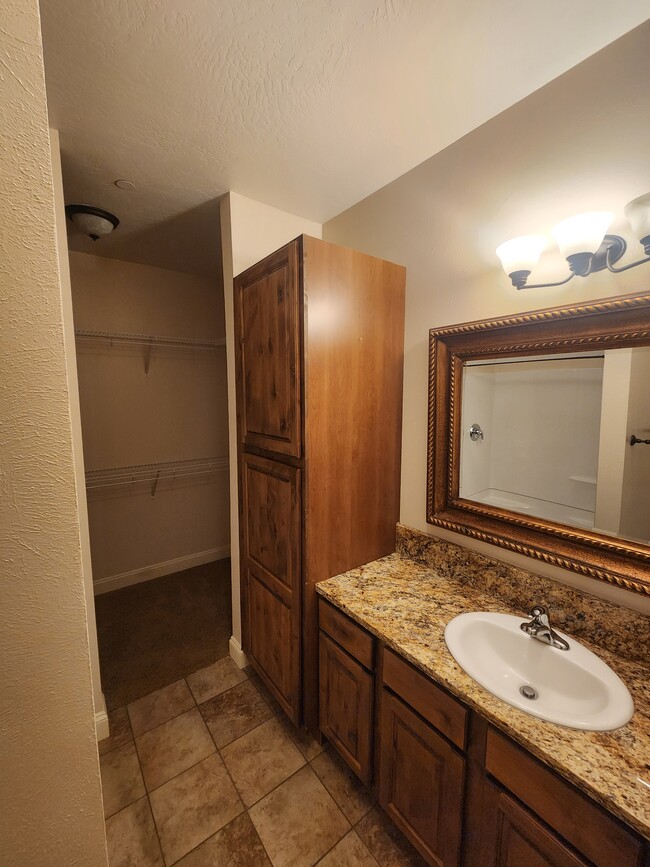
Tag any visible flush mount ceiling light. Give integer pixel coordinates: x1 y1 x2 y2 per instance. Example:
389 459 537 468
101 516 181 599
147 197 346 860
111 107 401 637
65 204 119 241
497 194 650 289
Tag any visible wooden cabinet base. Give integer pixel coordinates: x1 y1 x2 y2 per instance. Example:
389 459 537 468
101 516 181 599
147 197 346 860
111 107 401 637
379 689 465 867
480 784 588 867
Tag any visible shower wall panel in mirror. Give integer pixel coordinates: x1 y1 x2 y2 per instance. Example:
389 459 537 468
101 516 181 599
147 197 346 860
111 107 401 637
459 348 650 545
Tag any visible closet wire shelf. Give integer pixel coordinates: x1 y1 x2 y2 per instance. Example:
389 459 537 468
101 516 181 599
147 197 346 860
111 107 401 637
75 330 226 373
75 329 226 350
85 457 229 497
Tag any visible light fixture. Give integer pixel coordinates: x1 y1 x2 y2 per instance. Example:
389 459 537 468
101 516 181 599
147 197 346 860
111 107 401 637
497 195 650 289
65 204 119 241
496 236 546 290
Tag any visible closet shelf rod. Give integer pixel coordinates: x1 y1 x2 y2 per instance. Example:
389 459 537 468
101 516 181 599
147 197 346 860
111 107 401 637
85 457 229 490
75 329 226 351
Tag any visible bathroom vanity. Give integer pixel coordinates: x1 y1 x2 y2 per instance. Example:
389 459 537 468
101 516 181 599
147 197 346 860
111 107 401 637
316 527 650 867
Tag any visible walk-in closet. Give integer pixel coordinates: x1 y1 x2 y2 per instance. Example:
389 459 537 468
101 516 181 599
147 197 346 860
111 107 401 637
68 241 231 709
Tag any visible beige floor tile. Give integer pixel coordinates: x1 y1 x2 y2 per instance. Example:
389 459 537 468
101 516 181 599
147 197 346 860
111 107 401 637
175 812 271 866
277 714 325 762
100 741 146 818
317 830 378 866
105 796 164 867
150 753 243 865
136 707 215 791
221 716 306 807
249 765 350 867
98 706 133 757
248 673 283 715
199 679 274 748
355 806 427 867
186 656 248 704
128 679 195 737
310 747 375 824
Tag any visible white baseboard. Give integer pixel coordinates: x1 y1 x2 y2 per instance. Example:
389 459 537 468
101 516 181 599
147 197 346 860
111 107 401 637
93 546 231 595
95 692 109 741
229 635 249 669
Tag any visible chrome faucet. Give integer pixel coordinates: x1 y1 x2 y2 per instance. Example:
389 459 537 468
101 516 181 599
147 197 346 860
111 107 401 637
520 605 570 651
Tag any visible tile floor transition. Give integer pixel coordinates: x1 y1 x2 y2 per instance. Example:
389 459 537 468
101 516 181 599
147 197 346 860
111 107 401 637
99 654 426 866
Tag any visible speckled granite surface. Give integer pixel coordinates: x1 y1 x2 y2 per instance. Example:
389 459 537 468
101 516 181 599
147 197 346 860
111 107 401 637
317 526 650 840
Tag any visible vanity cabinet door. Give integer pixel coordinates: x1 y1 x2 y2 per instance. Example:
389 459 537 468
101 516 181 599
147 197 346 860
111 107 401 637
480 784 588 867
380 689 465 867
319 631 374 785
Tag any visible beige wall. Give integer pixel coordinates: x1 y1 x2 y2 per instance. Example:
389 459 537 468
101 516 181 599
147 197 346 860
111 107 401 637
69 253 230 591
50 133 107 736
324 23 650 614
0 0 107 863
220 193 322 657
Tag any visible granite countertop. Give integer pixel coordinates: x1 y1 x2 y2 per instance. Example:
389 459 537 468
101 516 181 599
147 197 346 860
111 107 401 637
316 533 650 840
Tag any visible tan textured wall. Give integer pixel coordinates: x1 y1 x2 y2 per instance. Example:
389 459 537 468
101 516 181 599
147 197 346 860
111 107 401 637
324 23 650 614
0 1 108 864
68 252 230 589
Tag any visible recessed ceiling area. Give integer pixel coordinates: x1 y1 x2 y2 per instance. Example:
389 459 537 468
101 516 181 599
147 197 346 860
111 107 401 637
40 0 650 275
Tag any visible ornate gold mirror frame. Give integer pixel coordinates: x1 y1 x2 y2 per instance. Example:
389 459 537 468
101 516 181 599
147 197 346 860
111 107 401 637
427 292 650 596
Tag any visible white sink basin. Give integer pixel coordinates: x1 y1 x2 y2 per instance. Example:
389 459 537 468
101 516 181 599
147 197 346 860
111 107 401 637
444 612 633 730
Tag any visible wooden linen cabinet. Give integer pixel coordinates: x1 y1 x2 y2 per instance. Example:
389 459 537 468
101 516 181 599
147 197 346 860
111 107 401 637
234 235 405 733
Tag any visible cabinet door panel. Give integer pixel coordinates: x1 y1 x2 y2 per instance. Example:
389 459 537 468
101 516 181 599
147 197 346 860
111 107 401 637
241 453 301 724
480 784 588 867
319 632 373 785
234 240 301 458
380 690 465 867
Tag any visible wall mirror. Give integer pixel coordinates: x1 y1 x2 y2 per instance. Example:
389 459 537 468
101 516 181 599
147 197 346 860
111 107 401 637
427 292 650 596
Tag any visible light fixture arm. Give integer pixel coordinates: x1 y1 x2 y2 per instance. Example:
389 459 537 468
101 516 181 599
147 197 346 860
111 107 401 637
606 236 650 273
511 271 575 291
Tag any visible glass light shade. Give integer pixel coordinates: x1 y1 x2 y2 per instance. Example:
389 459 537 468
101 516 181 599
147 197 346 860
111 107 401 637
496 235 545 275
624 193 650 241
70 212 116 238
551 212 613 258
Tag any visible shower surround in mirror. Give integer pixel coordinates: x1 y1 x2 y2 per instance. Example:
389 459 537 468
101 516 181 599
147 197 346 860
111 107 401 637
460 348 650 544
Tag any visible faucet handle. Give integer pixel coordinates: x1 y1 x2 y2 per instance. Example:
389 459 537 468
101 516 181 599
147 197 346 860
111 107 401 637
528 604 549 622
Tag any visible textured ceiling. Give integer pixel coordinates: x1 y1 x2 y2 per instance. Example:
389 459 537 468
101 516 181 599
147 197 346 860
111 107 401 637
40 0 649 275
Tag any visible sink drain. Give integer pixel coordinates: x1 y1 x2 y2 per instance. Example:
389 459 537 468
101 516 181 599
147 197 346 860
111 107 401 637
519 684 538 700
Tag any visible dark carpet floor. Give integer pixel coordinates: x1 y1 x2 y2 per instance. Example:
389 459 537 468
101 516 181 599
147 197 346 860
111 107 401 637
95 559 232 710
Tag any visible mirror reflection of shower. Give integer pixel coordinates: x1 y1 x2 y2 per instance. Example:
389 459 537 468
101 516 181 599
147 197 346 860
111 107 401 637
459 347 650 544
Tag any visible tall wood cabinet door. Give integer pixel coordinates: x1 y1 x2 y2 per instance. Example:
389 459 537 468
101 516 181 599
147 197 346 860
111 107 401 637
234 240 302 458
480 784 588 867
319 632 373 785
240 453 301 724
380 690 465 867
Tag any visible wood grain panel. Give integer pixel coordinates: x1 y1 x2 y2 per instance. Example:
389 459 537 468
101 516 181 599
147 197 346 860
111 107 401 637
240 453 301 724
234 240 302 458
302 236 406 733
318 598 374 669
480 784 588 867
319 631 374 784
485 728 643 867
382 648 467 750
380 689 465 866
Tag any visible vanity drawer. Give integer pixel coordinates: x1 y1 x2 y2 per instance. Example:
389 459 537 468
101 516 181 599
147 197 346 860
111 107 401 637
382 648 467 751
318 598 374 669
485 728 644 867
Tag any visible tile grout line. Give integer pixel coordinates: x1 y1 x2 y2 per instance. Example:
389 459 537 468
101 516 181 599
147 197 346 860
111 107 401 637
164 680 269 867
102 661 378 867
128 706 166 867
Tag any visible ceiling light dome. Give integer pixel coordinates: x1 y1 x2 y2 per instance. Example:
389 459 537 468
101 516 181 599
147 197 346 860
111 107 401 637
65 204 119 241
